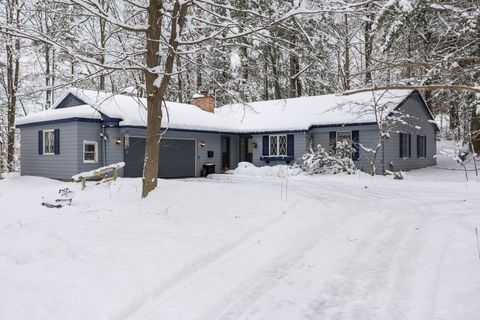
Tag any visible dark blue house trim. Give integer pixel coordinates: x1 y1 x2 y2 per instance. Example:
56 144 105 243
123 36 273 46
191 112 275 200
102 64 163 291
16 118 101 128
55 93 88 109
308 122 377 130
260 156 294 163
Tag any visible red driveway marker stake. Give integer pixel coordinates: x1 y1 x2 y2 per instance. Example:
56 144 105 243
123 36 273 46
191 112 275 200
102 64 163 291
286 178 288 202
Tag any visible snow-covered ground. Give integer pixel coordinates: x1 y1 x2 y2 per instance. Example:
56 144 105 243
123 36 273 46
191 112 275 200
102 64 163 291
1 154 480 319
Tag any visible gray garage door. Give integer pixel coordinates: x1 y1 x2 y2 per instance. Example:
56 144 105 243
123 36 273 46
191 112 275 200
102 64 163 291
124 137 196 178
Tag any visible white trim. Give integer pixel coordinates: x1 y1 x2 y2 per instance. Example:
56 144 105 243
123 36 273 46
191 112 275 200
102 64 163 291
83 140 98 163
43 129 55 155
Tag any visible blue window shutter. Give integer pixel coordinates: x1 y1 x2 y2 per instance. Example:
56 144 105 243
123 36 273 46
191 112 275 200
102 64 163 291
287 134 294 157
54 129 60 155
399 133 403 158
352 130 359 161
416 135 420 158
38 131 43 155
329 131 336 152
408 133 411 158
262 135 269 156
423 136 426 157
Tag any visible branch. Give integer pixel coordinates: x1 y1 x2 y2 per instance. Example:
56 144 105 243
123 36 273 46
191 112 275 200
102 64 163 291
337 84 480 95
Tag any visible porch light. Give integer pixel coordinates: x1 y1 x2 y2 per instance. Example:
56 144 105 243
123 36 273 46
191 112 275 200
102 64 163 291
115 137 122 144
200 141 206 147
251 141 258 148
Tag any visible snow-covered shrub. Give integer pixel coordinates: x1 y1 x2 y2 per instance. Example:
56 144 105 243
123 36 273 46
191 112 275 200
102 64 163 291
301 141 356 175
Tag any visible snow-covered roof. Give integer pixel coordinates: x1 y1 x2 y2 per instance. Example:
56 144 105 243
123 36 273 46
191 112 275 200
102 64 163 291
16 88 415 133
16 104 102 126
217 91 411 132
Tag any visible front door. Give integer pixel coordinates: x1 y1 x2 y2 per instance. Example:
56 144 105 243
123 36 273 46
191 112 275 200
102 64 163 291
221 136 230 171
240 136 253 163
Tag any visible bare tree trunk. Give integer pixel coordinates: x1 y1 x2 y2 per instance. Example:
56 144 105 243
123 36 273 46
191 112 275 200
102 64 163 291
142 0 187 198
289 28 301 97
51 49 55 105
364 9 373 85
177 54 183 103
45 45 52 108
343 14 350 91
196 53 202 89
6 0 20 172
270 47 281 100
263 51 269 101
99 13 107 90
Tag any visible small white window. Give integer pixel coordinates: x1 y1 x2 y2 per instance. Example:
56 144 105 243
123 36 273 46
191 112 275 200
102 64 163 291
83 141 98 163
269 135 287 156
43 130 55 155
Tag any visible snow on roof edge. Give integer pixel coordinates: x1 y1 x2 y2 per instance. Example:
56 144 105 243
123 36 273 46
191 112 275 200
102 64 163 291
16 104 102 126
22 88 427 133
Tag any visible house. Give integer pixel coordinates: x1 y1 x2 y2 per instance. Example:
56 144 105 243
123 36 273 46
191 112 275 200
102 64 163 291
15 89 438 179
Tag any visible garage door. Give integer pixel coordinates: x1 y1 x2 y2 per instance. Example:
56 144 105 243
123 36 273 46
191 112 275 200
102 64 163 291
123 137 196 178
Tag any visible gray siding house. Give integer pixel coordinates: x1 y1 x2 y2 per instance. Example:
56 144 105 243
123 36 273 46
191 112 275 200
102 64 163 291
16 89 438 179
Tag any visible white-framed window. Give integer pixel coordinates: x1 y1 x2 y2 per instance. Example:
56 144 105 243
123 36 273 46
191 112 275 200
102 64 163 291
269 135 287 156
43 129 55 155
83 140 98 163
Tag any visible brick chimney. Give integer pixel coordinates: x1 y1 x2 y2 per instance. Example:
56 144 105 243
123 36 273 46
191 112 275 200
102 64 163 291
192 91 215 113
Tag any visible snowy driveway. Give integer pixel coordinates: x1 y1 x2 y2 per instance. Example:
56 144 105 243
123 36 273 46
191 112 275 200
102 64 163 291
1 170 479 320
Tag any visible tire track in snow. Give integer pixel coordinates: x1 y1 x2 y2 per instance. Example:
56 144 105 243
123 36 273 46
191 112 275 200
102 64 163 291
112 198 303 320
198 190 410 319
119 178 476 320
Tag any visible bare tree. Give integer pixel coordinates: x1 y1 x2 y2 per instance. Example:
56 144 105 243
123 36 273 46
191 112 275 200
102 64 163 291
343 90 417 175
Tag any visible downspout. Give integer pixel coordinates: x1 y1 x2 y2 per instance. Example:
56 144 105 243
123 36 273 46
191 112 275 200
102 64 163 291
102 126 107 167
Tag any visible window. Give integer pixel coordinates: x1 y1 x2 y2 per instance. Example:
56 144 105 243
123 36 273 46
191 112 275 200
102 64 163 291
417 135 426 158
336 131 352 143
83 141 98 163
43 130 55 155
269 135 287 156
400 133 411 158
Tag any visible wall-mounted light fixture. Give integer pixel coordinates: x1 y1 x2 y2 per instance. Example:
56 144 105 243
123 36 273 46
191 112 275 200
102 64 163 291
200 141 206 147
251 141 258 148
115 137 122 145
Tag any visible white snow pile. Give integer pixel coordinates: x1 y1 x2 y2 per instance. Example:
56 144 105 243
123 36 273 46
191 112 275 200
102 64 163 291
15 104 101 126
227 162 303 177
